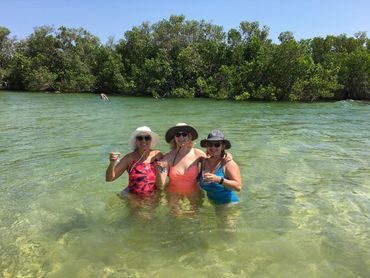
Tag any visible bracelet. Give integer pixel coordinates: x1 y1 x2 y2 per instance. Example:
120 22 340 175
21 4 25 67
157 165 168 173
219 177 224 184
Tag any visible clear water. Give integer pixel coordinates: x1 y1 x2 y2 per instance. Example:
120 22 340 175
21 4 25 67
1 91 369 277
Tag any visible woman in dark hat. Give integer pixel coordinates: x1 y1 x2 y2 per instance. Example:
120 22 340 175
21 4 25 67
156 123 206 215
199 129 241 205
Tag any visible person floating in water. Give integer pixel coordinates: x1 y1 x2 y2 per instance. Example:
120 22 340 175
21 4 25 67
100 93 109 101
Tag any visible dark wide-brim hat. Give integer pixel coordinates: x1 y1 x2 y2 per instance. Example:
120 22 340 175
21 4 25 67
200 129 231 149
165 123 198 143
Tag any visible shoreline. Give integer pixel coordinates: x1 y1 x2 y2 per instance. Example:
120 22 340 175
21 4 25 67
1 90 369 103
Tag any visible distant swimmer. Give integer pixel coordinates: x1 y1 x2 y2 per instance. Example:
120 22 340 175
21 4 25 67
100 93 109 101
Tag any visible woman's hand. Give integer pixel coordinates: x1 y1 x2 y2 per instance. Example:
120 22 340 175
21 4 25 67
109 152 121 163
203 172 221 184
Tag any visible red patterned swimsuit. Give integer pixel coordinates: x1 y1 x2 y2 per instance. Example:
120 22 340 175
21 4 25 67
127 160 157 194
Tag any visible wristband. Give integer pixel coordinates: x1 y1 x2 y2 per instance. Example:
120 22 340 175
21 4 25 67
160 167 168 173
219 177 224 184
157 165 168 173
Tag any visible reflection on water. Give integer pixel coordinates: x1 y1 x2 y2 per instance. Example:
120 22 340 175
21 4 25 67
1 91 370 277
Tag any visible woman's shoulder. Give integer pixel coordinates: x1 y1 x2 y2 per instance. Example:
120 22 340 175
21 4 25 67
150 149 163 160
163 149 175 161
194 147 206 157
121 152 135 163
150 149 162 155
223 158 239 169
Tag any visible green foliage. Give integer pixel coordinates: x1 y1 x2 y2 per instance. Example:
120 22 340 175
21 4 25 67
340 49 370 99
95 47 128 93
55 27 100 92
141 49 173 97
1 17 369 101
252 85 279 101
265 40 312 100
8 53 31 89
196 76 217 97
25 66 57 91
168 87 195 98
290 63 342 101
234 91 250 101
0 26 15 88
176 45 203 89
211 65 238 99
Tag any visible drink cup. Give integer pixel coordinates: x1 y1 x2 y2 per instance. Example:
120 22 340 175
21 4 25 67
202 170 211 183
110 151 121 163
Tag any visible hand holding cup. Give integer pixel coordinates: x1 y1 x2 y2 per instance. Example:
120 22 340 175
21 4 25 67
203 172 218 183
109 151 121 163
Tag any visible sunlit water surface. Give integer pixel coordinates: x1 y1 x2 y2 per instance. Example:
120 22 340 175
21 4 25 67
1 91 369 277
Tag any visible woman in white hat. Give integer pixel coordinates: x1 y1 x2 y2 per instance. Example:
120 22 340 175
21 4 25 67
106 126 163 196
156 123 206 214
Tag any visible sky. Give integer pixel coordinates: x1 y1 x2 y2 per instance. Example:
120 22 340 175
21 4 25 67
1 0 369 43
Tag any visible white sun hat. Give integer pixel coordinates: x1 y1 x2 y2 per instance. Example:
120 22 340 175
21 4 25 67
129 126 159 150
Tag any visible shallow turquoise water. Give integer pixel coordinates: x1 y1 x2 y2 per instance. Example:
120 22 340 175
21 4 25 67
1 91 369 277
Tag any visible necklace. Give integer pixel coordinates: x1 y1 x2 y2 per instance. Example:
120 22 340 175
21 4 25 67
172 147 181 165
129 150 148 173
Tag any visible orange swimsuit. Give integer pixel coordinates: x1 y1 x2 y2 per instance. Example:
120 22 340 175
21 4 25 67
166 164 199 196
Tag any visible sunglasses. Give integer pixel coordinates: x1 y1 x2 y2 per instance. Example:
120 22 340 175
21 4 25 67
136 135 152 141
206 142 222 148
175 132 188 138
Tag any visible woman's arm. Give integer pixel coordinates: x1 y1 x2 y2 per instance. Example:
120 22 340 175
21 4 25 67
153 150 164 161
195 148 207 158
224 151 233 162
155 152 171 188
105 153 131 182
222 160 242 191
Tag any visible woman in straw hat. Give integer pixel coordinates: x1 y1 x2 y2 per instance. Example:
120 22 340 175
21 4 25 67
106 126 163 198
156 123 205 215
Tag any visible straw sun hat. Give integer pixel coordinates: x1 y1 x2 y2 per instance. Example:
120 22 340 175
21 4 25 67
165 123 198 143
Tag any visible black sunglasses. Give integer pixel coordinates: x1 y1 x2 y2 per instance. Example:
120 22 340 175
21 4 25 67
175 132 188 138
136 135 152 141
206 142 222 148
